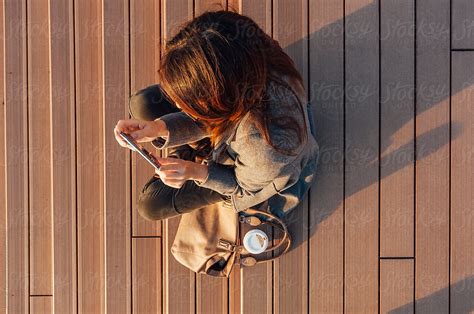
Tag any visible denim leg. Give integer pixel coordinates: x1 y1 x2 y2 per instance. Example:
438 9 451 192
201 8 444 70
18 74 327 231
137 175 179 221
137 174 227 221
128 84 211 159
129 84 224 221
172 179 228 214
128 84 180 120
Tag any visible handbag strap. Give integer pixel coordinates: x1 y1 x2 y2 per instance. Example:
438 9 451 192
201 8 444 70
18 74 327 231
217 205 292 267
237 208 292 267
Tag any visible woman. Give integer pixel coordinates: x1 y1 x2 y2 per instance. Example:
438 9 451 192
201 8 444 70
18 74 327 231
114 10 320 221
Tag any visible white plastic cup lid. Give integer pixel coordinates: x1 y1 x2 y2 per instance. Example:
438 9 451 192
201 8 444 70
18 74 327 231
243 229 269 254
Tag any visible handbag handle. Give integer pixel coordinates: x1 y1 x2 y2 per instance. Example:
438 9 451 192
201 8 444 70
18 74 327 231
237 208 292 267
217 205 292 267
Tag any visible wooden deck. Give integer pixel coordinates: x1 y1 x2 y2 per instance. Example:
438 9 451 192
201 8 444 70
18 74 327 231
1 0 473 313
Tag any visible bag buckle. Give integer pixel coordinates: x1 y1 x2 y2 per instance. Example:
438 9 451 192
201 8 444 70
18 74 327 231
222 198 232 209
217 239 243 253
241 256 257 267
238 215 262 226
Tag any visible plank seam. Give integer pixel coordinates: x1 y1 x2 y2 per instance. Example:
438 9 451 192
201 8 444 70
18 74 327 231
2 0 7 310
377 1 381 313
271 1 275 313
448 0 452 311
306 0 310 312
26 0 31 310
72 0 79 312
128 0 133 312
342 0 346 312
413 0 417 312
157 1 167 312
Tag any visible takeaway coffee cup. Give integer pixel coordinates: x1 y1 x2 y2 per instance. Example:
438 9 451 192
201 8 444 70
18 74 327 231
243 229 269 254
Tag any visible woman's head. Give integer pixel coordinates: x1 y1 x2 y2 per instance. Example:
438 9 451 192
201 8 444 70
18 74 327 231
159 10 307 154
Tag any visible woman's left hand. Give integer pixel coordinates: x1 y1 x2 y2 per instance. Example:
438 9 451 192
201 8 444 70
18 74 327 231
153 155 209 189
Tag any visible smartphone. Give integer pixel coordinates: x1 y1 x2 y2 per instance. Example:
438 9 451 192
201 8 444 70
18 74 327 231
119 131 161 171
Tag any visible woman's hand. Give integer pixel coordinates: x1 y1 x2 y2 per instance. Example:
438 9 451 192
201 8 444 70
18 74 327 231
114 118 168 150
153 155 209 189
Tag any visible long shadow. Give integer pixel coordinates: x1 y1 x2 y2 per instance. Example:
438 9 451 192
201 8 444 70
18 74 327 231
270 0 471 310
389 275 474 313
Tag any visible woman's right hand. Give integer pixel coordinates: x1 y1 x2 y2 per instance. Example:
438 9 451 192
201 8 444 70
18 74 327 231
114 118 168 150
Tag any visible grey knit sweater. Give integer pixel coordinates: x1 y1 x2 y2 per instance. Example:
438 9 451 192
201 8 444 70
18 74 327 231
151 76 320 219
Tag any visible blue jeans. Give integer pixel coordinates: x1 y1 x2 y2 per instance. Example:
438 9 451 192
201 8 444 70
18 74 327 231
128 84 227 221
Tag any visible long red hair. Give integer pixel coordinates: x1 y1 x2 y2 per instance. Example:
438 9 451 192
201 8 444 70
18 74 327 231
159 10 308 155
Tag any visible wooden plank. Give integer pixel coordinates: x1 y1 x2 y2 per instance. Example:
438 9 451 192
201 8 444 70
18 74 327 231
74 1 105 312
380 259 414 313
452 0 474 49
4 0 29 312
228 3 273 314
130 0 162 237
344 0 379 312
451 52 474 312
161 1 196 313
240 0 271 33
380 0 414 257
27 0 53 296
272 0 309 313
309 0 345 312
196 275 228 314
162 0 194 41
415 0 450 312
195 0 227 13
30 296 53 314
0 0 6 311
193 3 228 313
231 219 273 314
132 238 162 313
103 0 131 312
228 261 242 314
227 0 240 12
50 0 77 312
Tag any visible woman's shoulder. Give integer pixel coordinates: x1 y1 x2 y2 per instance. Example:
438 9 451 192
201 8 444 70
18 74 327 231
233 76 308 154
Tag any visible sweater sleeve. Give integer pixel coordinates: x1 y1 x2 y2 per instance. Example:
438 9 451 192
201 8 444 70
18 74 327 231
193 128 302 205
151 111 209 149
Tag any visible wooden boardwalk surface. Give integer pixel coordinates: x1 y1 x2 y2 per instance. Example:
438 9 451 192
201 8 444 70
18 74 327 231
1 0 473 313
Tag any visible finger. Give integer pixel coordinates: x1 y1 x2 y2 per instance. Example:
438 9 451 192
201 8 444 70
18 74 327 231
114 126 131 147
156 170 183 181
114 125 127 143
157 169 184 180
114 126 135 150
115 119 141 132
147 152 179 165
129 129 147 141
159 170 185 180
157 164 181 172
124 120 149 141
116 121 144 141
155 156 181 165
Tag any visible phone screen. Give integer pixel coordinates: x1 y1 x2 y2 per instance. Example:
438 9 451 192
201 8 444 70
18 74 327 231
119 131 161 171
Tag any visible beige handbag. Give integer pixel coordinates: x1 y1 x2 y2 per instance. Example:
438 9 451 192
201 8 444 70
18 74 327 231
170 199 292 277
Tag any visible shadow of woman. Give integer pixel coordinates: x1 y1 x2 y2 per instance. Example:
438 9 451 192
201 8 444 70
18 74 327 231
267 1 470 310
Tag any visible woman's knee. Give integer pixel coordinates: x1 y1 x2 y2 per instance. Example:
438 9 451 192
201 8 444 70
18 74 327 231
137 176 179 221
128 84 180 121
137 201 176 221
